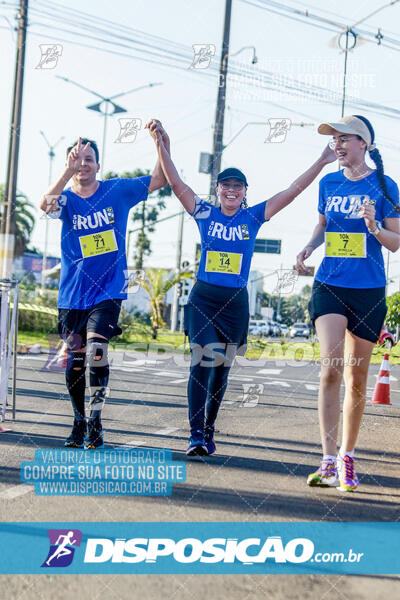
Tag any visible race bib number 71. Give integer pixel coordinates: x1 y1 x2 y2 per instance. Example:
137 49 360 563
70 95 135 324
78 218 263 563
79 229 118 258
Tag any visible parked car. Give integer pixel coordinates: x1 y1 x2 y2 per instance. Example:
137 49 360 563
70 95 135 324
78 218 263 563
280 324 289 336
378 326 396 349
248 320 272 336
290 322 310 338
270 321 281 337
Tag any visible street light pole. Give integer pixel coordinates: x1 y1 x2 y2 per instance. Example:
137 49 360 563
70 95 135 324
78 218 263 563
209 0 232 199
56 77 162 178
40 131 65 292
0 0 28 280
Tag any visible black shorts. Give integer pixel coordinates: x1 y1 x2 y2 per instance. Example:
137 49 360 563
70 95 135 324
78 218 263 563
308 281 386 343
58 299 122 350
184 280 249 354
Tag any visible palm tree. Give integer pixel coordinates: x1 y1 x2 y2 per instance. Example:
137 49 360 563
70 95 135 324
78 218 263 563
0 185 36 257
135 268 191 339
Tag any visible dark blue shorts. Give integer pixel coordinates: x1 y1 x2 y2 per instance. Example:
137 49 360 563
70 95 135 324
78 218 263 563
58 299 122 350
308 281 386 343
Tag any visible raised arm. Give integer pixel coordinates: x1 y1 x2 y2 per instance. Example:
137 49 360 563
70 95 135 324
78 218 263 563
147 120 170 193
146 121 196 213
296 213 327 274
264 145 336 221
39 137 89 212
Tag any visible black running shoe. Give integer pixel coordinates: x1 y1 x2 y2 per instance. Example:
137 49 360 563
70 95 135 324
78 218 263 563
84 418 104 449
65 419 87 448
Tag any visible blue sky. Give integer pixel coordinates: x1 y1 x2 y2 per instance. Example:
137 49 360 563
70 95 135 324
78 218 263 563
1 0 400 294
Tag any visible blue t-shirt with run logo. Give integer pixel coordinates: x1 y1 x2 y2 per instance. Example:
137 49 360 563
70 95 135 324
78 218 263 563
53 176 151 309
315 170 399 289
192 197 267 288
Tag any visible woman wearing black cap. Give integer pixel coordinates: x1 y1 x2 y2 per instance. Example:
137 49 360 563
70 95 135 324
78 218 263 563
296 115 400 492
147 119 335 456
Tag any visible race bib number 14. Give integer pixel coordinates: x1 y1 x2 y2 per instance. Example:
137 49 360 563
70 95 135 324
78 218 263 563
205 251 243 274
325 232 366 258
79 229 118 258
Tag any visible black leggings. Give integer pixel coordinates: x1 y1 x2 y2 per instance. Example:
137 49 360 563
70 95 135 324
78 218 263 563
184 280 249 434
188 357 231 433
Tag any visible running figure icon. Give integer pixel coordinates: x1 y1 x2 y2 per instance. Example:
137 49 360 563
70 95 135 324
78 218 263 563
41 529 82 568
46 531 77 566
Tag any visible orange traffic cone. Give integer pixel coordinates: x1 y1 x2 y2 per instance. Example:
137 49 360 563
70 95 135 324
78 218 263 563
371 353 391 405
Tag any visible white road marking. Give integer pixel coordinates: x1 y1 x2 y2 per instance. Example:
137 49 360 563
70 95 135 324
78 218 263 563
266 381 290 388
305 384 319 391
155 371 182 378
0 484 32 500
155 427 179 435
169 378 187 384
257 369 282 375
120 440 147 448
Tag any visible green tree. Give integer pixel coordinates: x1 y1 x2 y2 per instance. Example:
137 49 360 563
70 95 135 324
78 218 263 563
136 268 191 339
0 185 36 256
386 292 400 329
103 169 171 268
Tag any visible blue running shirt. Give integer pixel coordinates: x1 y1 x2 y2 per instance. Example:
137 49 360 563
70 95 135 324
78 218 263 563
315 170 399 289
192 197 267 287
53 176 151 309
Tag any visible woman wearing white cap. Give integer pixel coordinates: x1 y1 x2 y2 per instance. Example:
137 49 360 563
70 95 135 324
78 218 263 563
146 119 335 456
297 115 400 492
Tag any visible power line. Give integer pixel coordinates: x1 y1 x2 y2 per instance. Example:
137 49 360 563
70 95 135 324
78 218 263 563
239 0 400 50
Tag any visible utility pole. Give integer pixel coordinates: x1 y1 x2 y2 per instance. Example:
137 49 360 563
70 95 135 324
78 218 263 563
40 132 64 292
0 0 28 280
209 0 232 199
338 28 357 117
170 210 184 332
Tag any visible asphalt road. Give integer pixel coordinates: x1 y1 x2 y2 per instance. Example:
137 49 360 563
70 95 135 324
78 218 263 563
1 350 399 599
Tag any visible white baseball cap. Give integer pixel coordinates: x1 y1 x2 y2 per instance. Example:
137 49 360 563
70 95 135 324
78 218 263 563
318 115 376 151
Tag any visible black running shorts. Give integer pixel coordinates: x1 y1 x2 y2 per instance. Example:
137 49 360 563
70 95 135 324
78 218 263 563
58 299 122 350
308 281 386 343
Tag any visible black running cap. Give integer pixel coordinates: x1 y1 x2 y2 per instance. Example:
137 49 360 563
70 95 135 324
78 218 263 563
217 168 248 186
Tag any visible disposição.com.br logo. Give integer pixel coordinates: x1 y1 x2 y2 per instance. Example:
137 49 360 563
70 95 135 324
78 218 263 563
41 529 82 568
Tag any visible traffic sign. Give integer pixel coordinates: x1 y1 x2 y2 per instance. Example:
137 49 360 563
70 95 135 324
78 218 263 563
254 239 281 254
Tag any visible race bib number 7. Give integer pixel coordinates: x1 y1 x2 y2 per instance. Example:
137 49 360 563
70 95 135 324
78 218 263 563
79 229 118 258
325 232 366 258
205 251 243 274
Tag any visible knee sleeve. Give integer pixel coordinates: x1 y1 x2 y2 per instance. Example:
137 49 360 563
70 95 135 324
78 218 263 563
87 337 109 412
65 351 86 419
66 350 86 389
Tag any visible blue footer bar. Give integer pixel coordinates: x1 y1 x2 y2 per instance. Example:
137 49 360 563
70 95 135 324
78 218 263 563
0 522 398 574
